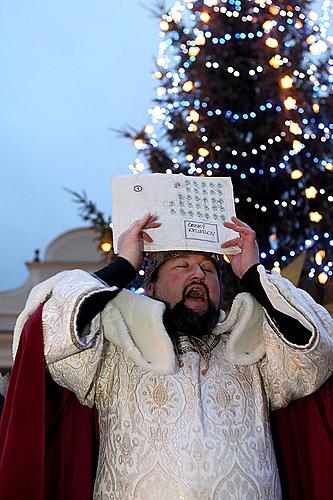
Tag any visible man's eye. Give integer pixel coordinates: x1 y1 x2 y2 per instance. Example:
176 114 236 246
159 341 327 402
201 266 213 273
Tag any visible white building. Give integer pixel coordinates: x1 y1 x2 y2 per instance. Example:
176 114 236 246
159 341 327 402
0 227 109 370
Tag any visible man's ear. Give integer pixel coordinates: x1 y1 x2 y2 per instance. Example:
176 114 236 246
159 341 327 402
146 282 155 298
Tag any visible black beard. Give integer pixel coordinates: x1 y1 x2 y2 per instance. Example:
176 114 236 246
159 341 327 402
163 299 220 341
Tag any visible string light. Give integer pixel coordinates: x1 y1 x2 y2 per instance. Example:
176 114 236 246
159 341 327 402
315 250 326 265
144 124 154 134
292 140 303 152
265 37 279 48
309 211 323 222
284 97 297 110
305 186 318 199
189 109 200 122
188 46 200 57
194 33 206 45
289 122 302 135
280 75 293 88
318 272 328 284
291 170 303 179
134 138 146 150
198 147 209 157
182 81 194 92
269 55 283 68
200 12 210 23
160 21 169 31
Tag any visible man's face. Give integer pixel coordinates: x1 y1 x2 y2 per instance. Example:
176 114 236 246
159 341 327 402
146 253 221 313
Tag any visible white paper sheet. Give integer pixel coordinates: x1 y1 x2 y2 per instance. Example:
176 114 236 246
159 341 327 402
112 174 240 254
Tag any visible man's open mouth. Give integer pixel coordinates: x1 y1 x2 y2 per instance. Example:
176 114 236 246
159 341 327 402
185 285 207 302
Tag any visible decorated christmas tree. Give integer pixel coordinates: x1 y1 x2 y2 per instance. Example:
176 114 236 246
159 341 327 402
126 0 333 303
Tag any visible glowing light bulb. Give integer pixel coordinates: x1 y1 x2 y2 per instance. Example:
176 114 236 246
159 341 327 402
318 272 328 284
100 242 112 253
134 161 145 172
269 5 280 15
188 123 198 132
309 211 323 223
305 186 318 199
291 170 303 180
157 56 167 67
134 139 146 150
160 21 169 31
280 75 293 88
189 109 200 122
284 96 297 110
289 122 302 135
292 140 303 152
315 250 325 265
195 34 206 46
186 154 193 161
200 12 210 23
269 55 282 69
325 163 333 171
188 46 200 57
198 147 209 157
153 71 163 79
182 81 194 92
144 124 154 134
306 35 316 45
265 37 279 48
310 40 328 55
312 103 320 113
262 20 274 31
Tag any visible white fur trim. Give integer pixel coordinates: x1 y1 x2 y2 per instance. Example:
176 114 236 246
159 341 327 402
13 271 268 372
216 292 265 365
102 290 176 375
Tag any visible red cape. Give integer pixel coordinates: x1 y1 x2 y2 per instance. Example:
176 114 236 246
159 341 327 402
0 303 99 500
0 303 332 499
271 375 333 499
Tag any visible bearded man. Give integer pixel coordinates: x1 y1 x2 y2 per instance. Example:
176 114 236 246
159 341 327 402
1 214 333 499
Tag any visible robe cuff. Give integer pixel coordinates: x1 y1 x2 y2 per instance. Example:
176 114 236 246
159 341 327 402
256 265 318 350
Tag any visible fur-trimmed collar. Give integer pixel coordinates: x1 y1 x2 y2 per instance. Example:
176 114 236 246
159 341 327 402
13 271 266 369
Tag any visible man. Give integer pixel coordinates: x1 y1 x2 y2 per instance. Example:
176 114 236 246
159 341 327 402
1 214 333 499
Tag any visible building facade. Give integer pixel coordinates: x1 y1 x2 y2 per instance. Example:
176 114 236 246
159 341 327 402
0 227 108 371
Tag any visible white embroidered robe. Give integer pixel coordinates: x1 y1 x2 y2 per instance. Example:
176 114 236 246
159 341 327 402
13 266 333 500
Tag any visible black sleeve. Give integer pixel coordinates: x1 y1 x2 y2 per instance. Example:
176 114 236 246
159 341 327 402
77 257 136 333
94 256 136 288
240 264 312 346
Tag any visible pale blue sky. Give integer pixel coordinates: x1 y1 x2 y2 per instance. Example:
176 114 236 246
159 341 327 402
0 1 330 291
0 1 161 290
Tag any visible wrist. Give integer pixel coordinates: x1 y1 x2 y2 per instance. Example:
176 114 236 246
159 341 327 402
118 253 140 270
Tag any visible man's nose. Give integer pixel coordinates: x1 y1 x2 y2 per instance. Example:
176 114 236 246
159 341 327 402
190 264 205 280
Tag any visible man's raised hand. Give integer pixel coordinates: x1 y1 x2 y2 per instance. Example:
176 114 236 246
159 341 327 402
221 217 259 279
117 214 161 269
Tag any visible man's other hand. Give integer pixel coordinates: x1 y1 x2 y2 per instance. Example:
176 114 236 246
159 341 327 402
221 217 260 279
117 214 161 270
